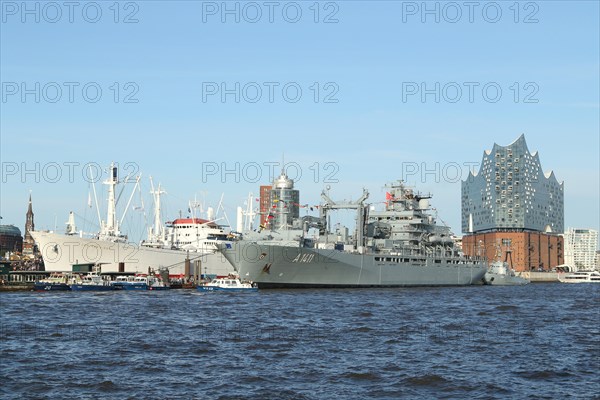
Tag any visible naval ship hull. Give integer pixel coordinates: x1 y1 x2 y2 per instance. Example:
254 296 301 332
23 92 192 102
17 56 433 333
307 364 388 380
31 231 234 276
220 242 487 288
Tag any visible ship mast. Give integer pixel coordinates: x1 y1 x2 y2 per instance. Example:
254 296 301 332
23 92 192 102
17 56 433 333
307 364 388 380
149 176 166 242
244 192 256 231
104 163 119 236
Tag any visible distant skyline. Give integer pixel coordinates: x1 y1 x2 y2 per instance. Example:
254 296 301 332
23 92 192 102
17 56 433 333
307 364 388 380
1 1 598 246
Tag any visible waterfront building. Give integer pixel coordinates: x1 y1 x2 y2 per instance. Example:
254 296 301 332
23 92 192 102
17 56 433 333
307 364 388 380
0 225 23 257
462 134 564 233
461 231 563 272
563 228 599 271
461 135 564 271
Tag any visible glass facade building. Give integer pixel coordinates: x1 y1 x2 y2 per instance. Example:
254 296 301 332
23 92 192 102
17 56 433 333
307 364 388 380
462 135 564 234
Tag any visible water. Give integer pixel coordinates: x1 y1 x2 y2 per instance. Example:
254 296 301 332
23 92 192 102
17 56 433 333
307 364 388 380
1 284 599 399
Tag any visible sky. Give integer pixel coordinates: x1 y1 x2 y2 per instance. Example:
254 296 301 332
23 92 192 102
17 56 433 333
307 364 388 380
1 0 599 246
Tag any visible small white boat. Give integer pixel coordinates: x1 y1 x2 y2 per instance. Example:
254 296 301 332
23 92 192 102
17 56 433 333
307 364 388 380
483 262 529 286
147 276 170 291
70 273 114 291
198 276 258 292
558 271 600 283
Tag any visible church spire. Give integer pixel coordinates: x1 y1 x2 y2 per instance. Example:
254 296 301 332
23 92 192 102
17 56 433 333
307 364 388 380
24 193 35 256
27 194 33 216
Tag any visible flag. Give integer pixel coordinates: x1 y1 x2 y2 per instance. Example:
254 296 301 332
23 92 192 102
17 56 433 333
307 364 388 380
385 192 393 200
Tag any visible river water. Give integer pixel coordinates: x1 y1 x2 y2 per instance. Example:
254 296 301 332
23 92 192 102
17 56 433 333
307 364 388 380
1 284 599 399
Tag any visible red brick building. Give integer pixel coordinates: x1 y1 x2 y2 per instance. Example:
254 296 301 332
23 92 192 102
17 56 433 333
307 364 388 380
462 231 563 272
259 185 272 227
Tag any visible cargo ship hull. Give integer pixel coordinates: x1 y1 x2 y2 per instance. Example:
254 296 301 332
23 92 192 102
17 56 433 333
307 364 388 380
31 231 233 277
220 242 487 288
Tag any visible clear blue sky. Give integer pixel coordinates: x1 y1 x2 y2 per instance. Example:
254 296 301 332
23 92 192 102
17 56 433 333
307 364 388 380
1 1 599 245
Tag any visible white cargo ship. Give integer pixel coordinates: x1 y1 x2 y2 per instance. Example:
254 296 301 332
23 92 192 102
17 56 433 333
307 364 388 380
32 164 234 277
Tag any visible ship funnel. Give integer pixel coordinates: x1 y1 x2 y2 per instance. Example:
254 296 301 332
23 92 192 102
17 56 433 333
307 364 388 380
418 199 430 210
207 207 215 221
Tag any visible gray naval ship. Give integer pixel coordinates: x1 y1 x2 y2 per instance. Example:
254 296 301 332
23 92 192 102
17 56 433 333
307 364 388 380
219 174 487 288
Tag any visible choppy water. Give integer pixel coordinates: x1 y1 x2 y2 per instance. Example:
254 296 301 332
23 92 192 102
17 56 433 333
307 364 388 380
1 284 599 399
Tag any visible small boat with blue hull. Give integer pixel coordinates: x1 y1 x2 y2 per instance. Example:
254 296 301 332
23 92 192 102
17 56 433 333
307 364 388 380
198 276 258 292
34 273 71 291
112 276 135 290
111 275 169 290
70 273 114 291
130 277 151 290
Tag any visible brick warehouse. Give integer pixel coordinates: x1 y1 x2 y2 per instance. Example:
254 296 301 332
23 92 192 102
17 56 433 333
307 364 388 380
462 231 563 272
